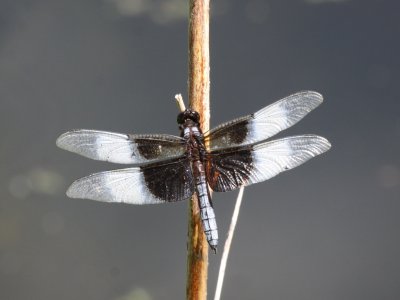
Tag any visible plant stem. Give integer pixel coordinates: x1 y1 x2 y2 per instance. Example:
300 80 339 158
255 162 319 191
186 0 210 299
214 187 245 300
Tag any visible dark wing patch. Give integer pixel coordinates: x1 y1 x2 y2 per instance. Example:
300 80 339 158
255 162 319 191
141 157 195 202
205 145 254 192
205 116 251 149
132 134 186 162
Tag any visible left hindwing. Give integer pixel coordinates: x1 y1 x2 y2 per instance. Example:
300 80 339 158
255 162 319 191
66 157 195 204
205 135 331 192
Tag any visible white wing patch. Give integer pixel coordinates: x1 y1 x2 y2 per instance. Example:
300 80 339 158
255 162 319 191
66 168 165 204
247 91 324 143
57 130 138 164
248 135 331 184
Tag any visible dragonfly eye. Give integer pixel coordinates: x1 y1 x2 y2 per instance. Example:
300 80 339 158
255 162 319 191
177 111 185 125
190 111 200 124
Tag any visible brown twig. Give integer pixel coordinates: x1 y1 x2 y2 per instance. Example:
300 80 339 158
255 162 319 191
186 0 210 299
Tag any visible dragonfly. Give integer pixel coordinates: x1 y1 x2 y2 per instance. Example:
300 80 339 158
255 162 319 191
56 91 331 253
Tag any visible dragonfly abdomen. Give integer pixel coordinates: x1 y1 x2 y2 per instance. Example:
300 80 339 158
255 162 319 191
193 160 218 253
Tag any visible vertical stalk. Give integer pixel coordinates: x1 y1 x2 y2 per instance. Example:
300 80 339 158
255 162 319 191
186 0 210 299
214 187 245 300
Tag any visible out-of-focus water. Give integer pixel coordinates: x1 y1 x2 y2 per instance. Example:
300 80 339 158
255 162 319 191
0 0 399 299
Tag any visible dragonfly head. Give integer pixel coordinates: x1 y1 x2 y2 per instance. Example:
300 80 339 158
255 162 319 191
177 109 200 129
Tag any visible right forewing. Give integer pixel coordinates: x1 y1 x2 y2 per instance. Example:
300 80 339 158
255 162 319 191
205 91 324 151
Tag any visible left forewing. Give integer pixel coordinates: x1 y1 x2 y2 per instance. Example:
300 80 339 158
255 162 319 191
56 129 186 164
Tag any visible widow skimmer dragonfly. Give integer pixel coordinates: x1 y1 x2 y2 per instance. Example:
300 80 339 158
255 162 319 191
57 91 331 253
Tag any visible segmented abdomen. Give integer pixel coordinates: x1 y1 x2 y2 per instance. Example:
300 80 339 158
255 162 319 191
193 160 218 252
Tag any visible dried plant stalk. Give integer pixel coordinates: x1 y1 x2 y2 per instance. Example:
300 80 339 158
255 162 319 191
214 187 245 300
186 0 210 299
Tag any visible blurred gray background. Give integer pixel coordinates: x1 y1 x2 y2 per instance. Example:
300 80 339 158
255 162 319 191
1 0 399 299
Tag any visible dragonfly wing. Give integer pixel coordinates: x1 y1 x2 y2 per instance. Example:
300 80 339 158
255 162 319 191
206 135 331 192
205 91 323 150
67 157 195 204
57 129 186 164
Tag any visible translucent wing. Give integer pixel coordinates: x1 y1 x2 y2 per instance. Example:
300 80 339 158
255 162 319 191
67 157 194 204
206 135 331 192
205 91 323 151
56 129 186 164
